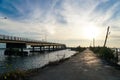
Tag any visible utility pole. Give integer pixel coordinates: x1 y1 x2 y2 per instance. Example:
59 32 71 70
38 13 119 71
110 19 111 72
93 38 95 47
103 26 110 47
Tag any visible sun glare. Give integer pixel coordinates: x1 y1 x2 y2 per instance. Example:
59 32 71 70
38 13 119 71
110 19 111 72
83 26 99 40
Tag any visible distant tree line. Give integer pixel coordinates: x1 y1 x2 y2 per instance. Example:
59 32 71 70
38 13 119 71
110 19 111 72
70 46 86 52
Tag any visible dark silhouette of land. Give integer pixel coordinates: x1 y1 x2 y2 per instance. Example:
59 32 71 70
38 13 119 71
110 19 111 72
28 49 120 80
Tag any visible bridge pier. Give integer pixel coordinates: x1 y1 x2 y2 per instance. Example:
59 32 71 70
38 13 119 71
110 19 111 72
30 44 66 53
5 43 66 55
6 43 26 49
32 46 35 52
52 45 55 51
43 46 45 51
40 46 42 52
20 48 23 52
48 46 51 52
4 43 27 56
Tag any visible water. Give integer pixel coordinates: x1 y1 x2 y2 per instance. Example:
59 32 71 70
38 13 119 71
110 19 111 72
113 48 120 65
117 49 120 65
0 49 76 74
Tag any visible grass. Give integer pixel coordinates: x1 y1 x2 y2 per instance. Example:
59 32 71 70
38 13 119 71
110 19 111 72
0 69 27 80
90 46 119 64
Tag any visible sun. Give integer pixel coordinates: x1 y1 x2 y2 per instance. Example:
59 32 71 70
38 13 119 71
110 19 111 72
82 26 100 40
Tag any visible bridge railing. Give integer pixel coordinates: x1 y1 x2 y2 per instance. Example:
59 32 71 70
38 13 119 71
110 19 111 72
0 34 66 46
0 34 43 43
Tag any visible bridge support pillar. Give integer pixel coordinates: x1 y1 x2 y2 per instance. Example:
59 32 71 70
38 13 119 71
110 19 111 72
32 46 35 52
55 46 57 50
53 46 55 51
39 46 42 52
6 43 26 49
21 48 23 52
43 46 45 51
48 46 51 51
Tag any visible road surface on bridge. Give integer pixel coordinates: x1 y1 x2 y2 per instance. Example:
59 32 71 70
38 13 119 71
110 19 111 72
29 49 120 80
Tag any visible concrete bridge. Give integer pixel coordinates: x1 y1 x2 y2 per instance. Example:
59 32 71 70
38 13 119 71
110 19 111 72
0 34 66 55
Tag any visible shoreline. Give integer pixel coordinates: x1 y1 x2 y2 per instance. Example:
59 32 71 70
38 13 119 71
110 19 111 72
0 51 79 80
23 52 79 76
1 49 119 80
0 49 76 74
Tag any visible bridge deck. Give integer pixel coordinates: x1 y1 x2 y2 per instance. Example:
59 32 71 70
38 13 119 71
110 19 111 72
0 34 65 46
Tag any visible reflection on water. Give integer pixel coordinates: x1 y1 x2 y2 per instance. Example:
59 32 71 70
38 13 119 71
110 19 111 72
0 49 76 73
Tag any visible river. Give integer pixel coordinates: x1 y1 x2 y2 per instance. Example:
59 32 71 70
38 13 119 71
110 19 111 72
0 49 76 74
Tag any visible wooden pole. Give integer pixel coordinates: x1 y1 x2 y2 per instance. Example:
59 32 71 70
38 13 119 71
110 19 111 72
103 26 110 47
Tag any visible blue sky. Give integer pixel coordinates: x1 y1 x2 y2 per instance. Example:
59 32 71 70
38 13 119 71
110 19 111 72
0 0 120 47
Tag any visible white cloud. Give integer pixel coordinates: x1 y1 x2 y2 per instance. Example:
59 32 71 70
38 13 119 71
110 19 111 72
0 0 120 47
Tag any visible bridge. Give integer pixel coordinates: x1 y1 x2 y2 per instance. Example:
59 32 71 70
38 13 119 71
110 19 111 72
0 34 66 55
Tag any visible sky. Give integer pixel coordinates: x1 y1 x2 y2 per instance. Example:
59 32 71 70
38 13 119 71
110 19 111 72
0 0 120 47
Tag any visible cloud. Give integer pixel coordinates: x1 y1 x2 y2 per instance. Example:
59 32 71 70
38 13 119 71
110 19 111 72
0 0 120 47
